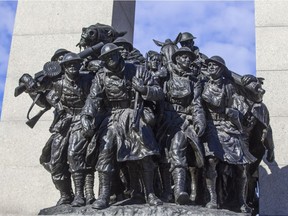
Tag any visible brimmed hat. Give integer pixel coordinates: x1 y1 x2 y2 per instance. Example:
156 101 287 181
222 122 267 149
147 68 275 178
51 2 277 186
205 56 227 69
60 53 83 65
98 43 123 60
147 50 161 59
171 47 197 64
51 48 70 61
205 56 232 78
113 38 133 52
180 32 196 42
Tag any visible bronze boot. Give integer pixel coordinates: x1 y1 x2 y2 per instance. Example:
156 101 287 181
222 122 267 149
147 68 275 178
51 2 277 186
85 171 95 205
71 172 85 207
92 172 111 209
159 164 173 203
142 171 163 206
53 177 74 206
205 174 218 209
172 167 191 205
237 177 252 213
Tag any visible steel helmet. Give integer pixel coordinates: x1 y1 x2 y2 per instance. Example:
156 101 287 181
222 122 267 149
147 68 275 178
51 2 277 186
180 32 196 42
98 43 123 60
171 47 197 64
51 48 70 61
205 56 226 68
113 38 133 52
60 52 82 65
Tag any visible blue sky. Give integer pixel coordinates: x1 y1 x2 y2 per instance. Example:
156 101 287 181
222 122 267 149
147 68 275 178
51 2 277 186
0 0 17 118
0 0 255 118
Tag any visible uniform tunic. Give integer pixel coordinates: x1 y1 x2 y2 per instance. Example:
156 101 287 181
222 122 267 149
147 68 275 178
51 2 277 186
82 63 164 173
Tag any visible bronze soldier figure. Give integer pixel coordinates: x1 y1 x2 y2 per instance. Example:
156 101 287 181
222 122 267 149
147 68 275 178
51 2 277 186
156 47 206 205
81 43 164 209
201 56 256 213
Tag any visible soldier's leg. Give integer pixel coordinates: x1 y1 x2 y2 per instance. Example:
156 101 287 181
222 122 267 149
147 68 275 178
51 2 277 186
85 169 95 205
50 133 74 205
92 128 116 210
170 131 191 205
186 144 199 203
205 156 219 209
68 129 89 207
140 156 163 206
159 157 173 203
119 163 131 198
235 164 251 213
126 161 145 203
110 163 126 203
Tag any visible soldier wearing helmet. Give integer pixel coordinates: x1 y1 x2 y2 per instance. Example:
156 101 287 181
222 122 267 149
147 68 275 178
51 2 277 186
201 55 255 213
178 32 208 79
147 50 168 85
156 46 206 205
179 32 197 52
51 48 71 63
113 38 145 65
81 43 164 209
113 38 133 60
18 52 94 207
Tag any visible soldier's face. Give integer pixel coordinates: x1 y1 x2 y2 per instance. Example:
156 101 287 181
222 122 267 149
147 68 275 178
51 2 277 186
105 52 121 69
180 40 194 49
176 54 191 70
64 62 80 79
119 48 129 59
207 61 223 79
149 56 160 70
249 82 265 102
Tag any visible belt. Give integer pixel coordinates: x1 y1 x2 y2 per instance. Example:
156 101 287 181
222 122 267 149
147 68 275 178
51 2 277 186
209 112 227 121
164 102 191 114
105 100 131 110
63 106 82 115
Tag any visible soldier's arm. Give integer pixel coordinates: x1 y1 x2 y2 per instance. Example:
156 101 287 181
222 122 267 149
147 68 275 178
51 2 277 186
138 65 164 101
191 81 206 137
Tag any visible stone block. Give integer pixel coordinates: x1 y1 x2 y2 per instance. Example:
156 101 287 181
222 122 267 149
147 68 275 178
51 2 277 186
256 27 288 71
14 0 114 36
0 121 52 167
0 165 57 215
255 1 288 27
256 70 288 117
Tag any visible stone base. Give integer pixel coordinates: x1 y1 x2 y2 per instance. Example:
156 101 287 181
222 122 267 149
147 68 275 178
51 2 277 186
39 203 250 216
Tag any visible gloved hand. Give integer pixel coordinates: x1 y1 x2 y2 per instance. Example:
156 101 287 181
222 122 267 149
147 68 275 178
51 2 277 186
132 76 147 94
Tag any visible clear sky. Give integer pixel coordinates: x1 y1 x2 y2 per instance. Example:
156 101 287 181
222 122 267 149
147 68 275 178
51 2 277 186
0 0 255 118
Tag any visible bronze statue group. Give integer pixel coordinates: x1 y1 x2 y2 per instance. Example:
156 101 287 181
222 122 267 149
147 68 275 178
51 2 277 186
16 23 275 214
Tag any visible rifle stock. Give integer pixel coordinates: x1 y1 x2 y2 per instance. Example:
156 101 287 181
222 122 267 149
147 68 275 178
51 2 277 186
14 83 26 97
132 53 148 131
